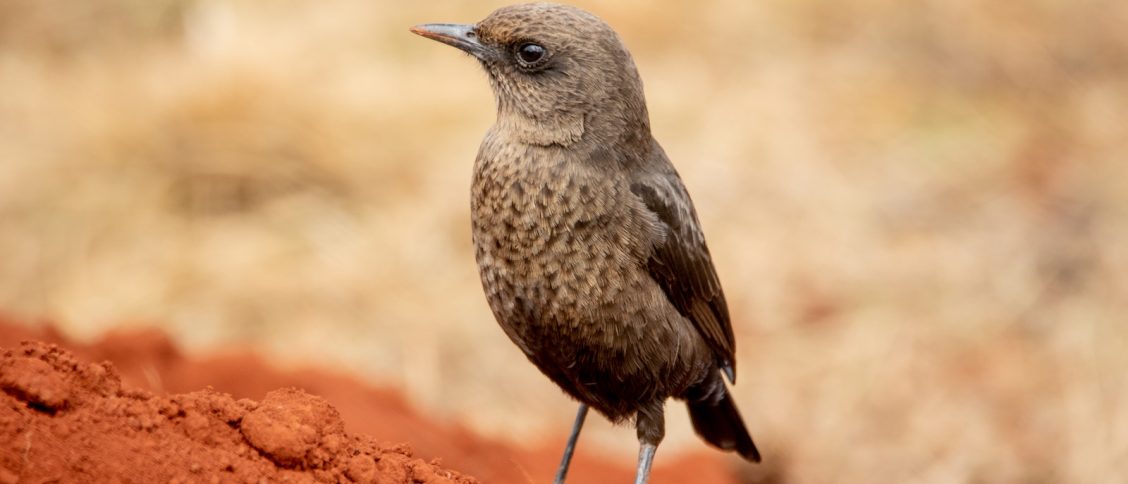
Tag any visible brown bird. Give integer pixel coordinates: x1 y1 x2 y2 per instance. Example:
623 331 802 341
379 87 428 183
411 4 760 483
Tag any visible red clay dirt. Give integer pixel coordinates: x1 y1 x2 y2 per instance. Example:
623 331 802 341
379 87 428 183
0 316 741 483
0 341 474 483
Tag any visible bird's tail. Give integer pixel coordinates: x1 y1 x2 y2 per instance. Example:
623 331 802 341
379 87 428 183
686 386 761 462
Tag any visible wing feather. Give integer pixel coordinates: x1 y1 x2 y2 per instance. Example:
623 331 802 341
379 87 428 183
630 174 737 381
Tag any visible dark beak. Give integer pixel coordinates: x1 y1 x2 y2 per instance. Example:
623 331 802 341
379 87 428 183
410 23 490 60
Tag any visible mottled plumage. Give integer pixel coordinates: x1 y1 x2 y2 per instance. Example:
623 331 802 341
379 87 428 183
411 3 760 481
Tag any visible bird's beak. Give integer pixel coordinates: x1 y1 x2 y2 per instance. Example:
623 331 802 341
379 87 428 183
410 23 490 60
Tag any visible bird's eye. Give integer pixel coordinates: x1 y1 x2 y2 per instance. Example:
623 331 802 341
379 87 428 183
516 43 547 66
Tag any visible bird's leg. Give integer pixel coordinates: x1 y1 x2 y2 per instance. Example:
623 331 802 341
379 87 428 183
633 402 666 484
554 403 589 484
635 444 657 484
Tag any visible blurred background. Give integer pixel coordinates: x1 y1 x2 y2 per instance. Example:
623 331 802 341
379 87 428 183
1 0 1126 482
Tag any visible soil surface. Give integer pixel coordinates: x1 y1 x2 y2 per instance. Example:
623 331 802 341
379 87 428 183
0 341 474 483
0 317 739 483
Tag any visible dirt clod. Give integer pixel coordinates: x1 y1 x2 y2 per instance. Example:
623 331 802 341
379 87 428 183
241 387 346 469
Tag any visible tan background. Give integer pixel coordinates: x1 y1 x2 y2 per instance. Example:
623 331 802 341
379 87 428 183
1 0 1126 481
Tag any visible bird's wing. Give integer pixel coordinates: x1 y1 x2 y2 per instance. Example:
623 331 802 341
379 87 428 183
630 169 738 382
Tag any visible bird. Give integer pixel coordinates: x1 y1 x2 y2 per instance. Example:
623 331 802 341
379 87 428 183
410 4 761 483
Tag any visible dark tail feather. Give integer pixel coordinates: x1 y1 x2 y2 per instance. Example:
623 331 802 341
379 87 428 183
687 388 761 463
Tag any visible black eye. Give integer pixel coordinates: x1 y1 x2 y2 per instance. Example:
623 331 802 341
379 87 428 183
516 43 546 66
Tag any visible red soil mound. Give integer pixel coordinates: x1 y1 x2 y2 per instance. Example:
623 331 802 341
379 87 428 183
0 341 474 483
0 318 742 483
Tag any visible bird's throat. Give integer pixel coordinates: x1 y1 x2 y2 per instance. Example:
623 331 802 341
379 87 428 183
495 109 585 148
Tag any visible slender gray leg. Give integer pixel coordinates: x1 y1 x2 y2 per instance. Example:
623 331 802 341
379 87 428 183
554 404 589 484
634 443 657 484
633 402 665 484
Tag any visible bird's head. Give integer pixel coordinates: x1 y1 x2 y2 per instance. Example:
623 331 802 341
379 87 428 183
411 3 651 148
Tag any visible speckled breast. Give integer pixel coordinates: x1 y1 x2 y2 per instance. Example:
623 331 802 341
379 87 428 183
468 139 709 416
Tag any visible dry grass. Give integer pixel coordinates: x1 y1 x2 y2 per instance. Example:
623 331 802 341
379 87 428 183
2 0 1126 481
